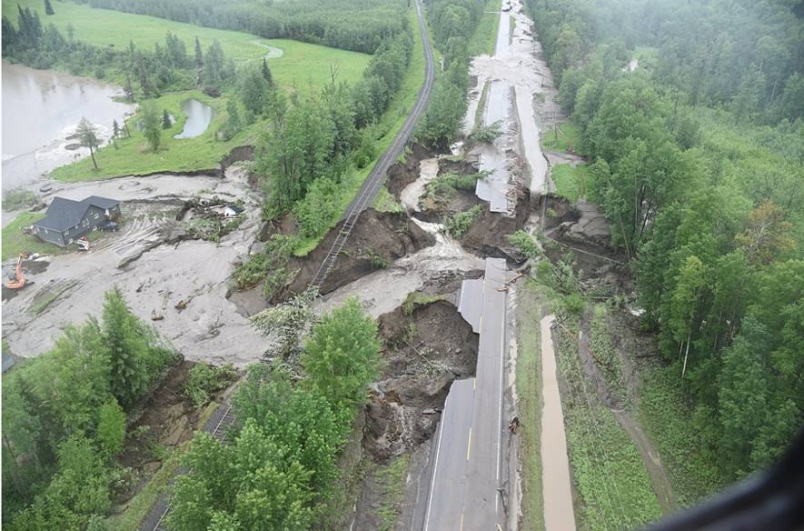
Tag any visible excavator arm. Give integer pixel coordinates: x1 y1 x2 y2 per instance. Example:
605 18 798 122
4 254 26 290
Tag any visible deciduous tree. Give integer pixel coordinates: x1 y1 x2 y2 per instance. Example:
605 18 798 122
302 297 382 407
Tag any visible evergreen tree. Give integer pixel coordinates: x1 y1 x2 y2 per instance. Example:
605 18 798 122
101 288 151 408
76 118 100 171
261 57 273 86
141 102 162 152
203 40 225 92
194 36 203 69
111 119 120 139
223 98 242 140
162 109 172 129
44 0 54 16
1 16 17 53
239 66 270 118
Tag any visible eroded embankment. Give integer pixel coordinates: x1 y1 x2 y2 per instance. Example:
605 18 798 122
365 300 480 462
276 209 436 302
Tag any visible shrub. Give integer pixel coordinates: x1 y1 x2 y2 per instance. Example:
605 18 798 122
184 363 238 407
444 205 483 238
2 189 38 211
507 230 541 259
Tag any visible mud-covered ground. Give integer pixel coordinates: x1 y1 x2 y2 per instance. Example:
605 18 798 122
2 166 268 366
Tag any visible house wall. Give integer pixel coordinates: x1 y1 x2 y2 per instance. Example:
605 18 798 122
34 226 66 247
33 201 121 247
63 206 107 244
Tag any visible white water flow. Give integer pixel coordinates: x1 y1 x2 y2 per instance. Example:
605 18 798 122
400 158 440 212
317 217 484 319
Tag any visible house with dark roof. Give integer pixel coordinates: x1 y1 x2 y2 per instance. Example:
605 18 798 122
32 196 121 247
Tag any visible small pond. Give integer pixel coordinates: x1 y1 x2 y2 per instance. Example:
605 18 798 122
174 99 216 139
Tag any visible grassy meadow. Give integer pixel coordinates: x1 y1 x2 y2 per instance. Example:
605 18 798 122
3 0 371 92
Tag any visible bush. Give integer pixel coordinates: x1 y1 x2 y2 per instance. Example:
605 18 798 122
232 235 296 289
367 248 388 269
562 293 585 315
184 363 238 407
444 205 483 238
507 230 541 260
469 120 502 143
2 189 38 211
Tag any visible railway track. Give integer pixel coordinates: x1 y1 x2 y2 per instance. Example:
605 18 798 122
141 1 434 528
310 0 435 289
144 404 237 531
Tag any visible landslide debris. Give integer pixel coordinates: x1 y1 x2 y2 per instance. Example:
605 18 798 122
273 209 436 303
364 299 479 463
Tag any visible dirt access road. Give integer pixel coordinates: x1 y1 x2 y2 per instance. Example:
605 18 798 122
2 167 268 366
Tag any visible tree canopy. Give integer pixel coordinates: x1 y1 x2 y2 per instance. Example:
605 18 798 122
525 0 803 487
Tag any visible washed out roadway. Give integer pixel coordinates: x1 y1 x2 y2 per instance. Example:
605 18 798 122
422 258 509 530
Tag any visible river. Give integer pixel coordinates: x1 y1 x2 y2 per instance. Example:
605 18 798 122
1 61 134 193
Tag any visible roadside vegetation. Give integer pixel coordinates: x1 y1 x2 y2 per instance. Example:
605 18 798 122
468 0 503 56
550 163 596 203
2 289 179 528
527 0 803 508
527 261 663 528
164 296 383 528
541 122 582 153
554 316 662 530
514 285 545 531
417 0 492 151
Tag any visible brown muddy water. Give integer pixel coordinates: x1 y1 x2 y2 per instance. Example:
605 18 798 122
540 315 577 531
1 61 134 192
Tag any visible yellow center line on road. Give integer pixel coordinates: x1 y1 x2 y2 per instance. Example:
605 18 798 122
467 427 473 461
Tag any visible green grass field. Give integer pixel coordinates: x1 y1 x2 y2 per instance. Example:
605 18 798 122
49 90 242 181
542 122 583 154
516 284 546 531
2 211 59 261
469 0 502 56
4 0 371 93
551 163 597 203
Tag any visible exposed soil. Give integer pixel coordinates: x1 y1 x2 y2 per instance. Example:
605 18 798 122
364 300 479 463
2 167 267 366
274 209 436 302
461 187 531 259
539 195 632 295
113 360 237 508
385 143 434 197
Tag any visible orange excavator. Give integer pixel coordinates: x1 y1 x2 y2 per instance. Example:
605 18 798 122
5 254 26 290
